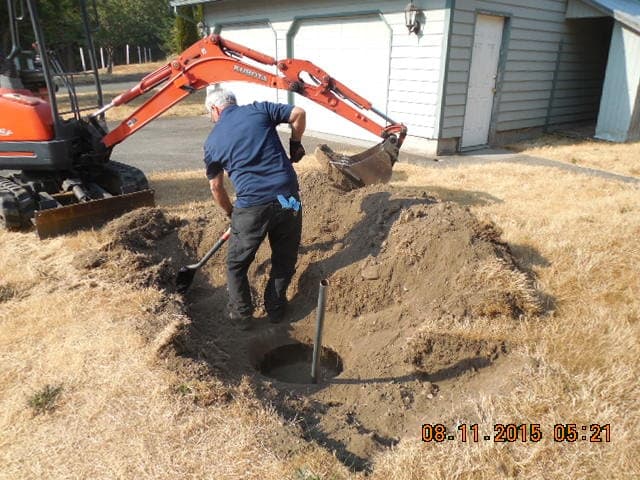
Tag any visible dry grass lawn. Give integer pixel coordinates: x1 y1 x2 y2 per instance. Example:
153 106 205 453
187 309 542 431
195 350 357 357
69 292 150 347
505 133 640 178
0 156 638 478
100 61 168 77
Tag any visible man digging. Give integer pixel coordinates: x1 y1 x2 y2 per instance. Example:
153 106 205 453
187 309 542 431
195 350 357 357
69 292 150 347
203 87 307 330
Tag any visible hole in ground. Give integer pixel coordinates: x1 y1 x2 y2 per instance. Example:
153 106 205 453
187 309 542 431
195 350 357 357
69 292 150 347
259 343 343 384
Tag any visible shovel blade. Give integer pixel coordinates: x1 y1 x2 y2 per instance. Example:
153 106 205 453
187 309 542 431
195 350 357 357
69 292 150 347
175 266 197 294
314 136 400 190
34 189 155 239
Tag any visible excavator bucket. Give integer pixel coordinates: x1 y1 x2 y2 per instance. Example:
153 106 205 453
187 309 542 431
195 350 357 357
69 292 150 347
34 189 155 239
314 136 400 190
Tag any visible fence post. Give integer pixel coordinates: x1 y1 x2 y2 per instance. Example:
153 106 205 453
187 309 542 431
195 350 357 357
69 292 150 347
79 47 86 71
126 44 130 64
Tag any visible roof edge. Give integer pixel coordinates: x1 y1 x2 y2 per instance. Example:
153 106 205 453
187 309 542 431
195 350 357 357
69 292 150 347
578 0 640 34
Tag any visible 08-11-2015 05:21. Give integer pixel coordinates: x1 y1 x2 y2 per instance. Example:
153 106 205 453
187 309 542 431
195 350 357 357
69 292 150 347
421 423 611 443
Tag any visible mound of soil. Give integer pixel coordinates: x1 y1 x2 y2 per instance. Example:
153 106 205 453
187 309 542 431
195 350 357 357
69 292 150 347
75 169 542 471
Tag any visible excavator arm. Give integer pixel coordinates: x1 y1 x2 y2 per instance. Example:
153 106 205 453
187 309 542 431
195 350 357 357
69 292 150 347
93 35 406 185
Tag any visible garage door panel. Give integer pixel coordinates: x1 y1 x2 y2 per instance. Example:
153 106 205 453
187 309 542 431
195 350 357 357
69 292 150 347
293 16 391 141
218 24 278 104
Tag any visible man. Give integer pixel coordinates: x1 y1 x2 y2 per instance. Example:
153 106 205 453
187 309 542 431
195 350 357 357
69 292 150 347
203 87 307 330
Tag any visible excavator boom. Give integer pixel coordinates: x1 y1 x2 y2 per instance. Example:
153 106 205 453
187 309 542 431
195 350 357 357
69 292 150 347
94 34 407 187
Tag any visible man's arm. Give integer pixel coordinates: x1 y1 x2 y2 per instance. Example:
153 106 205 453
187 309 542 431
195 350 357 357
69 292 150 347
289 106 306 141
289 106 306 162
209 171 233 218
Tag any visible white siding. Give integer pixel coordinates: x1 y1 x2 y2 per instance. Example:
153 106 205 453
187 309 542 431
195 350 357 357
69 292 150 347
203 0 449 142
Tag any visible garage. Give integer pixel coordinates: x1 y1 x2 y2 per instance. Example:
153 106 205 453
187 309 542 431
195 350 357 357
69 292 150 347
291 15 392 142
217 23 278 104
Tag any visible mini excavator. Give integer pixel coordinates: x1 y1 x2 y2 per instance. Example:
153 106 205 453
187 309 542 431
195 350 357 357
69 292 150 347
0 0 407 238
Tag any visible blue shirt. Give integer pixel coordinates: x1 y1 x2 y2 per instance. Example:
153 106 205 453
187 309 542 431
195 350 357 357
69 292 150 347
203 102 298 208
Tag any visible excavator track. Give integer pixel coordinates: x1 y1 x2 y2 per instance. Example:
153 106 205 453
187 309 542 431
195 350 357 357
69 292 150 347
33 161 154 239
0 177 36 230
98 161 150 194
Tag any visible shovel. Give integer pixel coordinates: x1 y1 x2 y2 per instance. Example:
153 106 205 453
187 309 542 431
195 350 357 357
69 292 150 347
176 226 232 293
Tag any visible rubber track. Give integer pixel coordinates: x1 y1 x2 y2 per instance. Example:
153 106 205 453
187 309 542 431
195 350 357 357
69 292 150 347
102 161 150 192
0 177 36 229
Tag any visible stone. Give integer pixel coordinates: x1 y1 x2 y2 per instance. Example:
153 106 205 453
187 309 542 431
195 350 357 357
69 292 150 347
361 265 380 280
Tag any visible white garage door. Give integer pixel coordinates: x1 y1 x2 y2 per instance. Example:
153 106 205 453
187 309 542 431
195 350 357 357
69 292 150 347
293 16 391 141
218 23 278 104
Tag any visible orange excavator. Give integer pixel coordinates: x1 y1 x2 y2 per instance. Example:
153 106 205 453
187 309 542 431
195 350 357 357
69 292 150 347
0 0 407 238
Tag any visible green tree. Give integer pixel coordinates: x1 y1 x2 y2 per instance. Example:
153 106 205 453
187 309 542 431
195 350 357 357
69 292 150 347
94 0 172 73
170 4 202 53
3 0 171 73
1 0 84 70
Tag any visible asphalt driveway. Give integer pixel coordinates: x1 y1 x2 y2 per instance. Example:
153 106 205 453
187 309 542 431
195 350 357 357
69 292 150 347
112 115 639 185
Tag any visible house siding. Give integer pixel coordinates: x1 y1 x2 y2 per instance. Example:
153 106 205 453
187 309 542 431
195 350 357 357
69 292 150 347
202 0 449 144
442 0 612 142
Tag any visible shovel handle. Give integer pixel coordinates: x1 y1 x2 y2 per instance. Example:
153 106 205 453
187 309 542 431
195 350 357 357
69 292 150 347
193 226 232 268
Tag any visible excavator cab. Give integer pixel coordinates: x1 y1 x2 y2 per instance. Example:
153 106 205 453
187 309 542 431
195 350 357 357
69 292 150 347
0 0 154 238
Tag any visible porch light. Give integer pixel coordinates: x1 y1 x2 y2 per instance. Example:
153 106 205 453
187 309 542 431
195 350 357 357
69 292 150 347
404 1 421 35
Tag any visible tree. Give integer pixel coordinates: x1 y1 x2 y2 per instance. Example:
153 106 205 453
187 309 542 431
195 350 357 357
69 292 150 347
171 4 203 53
94 0 172 73
1 0 84 71
3 0 171 73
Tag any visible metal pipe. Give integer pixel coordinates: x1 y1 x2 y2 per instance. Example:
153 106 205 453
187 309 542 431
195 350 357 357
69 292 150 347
25 0 62 137
311 279 329 384
7 0 21 61
79 0 104 111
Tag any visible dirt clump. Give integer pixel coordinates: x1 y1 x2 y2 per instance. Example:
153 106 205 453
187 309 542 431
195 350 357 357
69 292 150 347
76 207 182 290
72 207 189 345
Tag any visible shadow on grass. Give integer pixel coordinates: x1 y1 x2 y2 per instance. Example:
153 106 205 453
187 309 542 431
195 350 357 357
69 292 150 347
424 185 503 206
509 243 556 313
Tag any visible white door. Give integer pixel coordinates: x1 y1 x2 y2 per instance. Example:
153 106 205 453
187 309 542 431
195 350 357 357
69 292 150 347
293 16 391 141
461 14 504 148
218 24 278 104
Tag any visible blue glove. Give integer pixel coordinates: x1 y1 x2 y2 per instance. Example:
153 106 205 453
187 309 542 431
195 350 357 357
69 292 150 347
277 195 301 212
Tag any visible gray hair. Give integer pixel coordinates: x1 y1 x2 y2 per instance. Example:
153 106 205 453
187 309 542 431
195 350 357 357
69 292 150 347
205 85 237 113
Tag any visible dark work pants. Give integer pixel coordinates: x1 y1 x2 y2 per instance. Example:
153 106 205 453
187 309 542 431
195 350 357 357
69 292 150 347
226 199 302 319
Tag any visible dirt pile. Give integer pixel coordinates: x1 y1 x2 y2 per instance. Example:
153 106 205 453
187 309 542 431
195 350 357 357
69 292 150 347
73 169 542 472
72 208 188 345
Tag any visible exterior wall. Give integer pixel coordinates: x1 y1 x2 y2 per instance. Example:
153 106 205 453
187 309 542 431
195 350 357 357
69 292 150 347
547 17 612 128
202 0 449 151
596 22 640 141
442 0 612 146
566 0 606 18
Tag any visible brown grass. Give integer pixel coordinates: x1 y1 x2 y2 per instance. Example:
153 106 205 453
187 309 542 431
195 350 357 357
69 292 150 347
100 61 168 77
56 89 206 122
505 133 640 178
0 157 638 478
